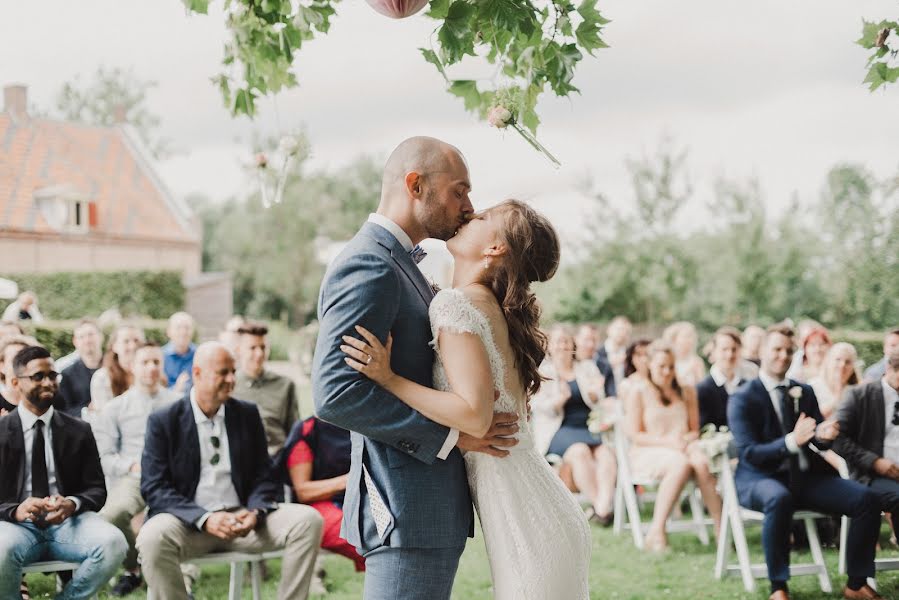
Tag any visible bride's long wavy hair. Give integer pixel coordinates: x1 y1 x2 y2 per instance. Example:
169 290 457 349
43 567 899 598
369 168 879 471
483 200 561 397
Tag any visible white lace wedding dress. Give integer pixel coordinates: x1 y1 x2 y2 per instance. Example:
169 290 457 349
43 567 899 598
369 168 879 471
430 289 591 599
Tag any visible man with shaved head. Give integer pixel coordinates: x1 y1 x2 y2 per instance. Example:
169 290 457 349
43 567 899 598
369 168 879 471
314 136 520 599
138 342 323 599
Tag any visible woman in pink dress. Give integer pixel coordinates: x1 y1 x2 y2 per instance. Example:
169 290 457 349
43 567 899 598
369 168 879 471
624 340 721 551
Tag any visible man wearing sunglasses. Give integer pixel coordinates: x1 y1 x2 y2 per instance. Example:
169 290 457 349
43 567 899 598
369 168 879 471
137 342 323 600
0 345 127 599
835 350 899 543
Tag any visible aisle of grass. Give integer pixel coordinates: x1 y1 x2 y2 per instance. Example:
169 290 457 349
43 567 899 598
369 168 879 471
24 518 899 599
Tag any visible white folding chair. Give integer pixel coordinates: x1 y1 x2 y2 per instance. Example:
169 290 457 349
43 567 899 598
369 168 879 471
714 454 832 593
611 428 710 549
22 561 97 600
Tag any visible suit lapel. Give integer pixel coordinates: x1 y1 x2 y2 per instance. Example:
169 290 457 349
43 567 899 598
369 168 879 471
751 379 780 434
873 384 887 445
224 400 243 496
392 251 433 307
180 402 202 490
5 413 26 499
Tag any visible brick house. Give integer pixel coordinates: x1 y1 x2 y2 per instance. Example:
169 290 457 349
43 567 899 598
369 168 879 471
0 84 231 336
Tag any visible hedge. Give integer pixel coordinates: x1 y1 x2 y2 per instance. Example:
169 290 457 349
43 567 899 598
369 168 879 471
0 271 184 320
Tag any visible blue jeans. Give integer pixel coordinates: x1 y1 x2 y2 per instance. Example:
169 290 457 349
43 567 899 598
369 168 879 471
0 511 127 600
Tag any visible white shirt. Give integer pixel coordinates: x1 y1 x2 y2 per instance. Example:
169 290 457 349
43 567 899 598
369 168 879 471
710 365 742 395
17 404 81 510
758 372 808 470
604 340 626 385
190 391 241 528
367 213 458 460
882 379 899 465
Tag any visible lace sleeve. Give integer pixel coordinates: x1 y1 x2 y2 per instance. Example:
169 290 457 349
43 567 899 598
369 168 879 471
429 289 486 351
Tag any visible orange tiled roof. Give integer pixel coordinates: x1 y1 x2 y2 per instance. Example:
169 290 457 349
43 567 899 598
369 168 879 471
0 112 197 243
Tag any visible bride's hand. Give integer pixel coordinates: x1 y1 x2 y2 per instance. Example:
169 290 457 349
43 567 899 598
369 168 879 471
341 326 394 386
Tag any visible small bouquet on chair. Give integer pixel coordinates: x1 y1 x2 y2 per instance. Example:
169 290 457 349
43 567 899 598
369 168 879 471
696 424 733 475
587 405 617 438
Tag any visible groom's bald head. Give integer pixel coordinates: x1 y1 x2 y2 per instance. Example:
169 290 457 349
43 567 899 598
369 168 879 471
377 136 473 243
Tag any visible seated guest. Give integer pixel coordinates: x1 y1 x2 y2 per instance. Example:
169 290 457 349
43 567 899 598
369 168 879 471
56 319 104 418
162 312 196 394
533 326 615 524
93 343 180 596
233 322 299 456
697 327 748 430
728 324 882 600
742 325 766 367
218 315 246 359
1 336 40 415
835 351 899 540
1 292 44 324
625 341 721 551
595 316 631 398
663 321 706 387
809 342 860 419
786 326 832 383
137 342 322 600
0 346 127 599
276 416 365 571
89 325 145 415
616 339 651 403
863 328 899 383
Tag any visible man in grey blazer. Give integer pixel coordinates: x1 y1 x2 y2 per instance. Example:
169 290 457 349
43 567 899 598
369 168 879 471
835 350 899 529
313 136 519 599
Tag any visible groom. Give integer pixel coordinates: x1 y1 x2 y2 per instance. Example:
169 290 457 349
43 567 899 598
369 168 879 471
313 136 519 599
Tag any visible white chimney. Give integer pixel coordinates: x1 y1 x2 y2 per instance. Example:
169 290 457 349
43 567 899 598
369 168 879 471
3 84 28 120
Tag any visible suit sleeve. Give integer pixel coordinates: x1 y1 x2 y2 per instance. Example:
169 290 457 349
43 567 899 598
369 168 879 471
245 404 281 512
728 389 791 471
806 384 833 451
140 412 207 527
833 388 880 475
696 382 713 429
71 425 107 514
313 251 450 465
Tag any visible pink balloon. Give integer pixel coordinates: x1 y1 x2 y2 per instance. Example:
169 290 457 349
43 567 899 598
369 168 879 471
365 0 429 19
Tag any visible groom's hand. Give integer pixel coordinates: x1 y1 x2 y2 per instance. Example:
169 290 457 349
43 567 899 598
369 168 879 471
457 412 519 458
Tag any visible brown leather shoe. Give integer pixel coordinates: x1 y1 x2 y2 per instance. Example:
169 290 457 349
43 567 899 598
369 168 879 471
843 584 886 600
768 591 790 600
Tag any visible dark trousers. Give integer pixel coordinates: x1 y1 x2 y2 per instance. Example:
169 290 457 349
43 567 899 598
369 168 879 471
869 476 899 530
742 472 880 582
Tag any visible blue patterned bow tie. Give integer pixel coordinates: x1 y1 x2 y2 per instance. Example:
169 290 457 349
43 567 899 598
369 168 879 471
409 245 427 264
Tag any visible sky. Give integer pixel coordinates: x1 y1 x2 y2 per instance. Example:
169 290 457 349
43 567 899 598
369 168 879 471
2 0 897 248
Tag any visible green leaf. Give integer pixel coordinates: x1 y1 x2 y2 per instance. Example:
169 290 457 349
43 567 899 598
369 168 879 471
183 0 210 13
420 48 448 80
575 1 609 55
857 19 883 48
448 80 481 111
438 1 477 63
427 0 451 20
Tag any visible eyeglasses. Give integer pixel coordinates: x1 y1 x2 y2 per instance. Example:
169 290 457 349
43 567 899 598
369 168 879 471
893 402 899 426
20 371 60 383
210 435 220 466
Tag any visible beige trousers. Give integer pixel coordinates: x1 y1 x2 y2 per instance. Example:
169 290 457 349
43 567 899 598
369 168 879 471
136 503 323 600
99 476 145 571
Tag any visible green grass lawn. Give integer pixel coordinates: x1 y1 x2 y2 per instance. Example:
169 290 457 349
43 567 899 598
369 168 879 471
23 519 899 599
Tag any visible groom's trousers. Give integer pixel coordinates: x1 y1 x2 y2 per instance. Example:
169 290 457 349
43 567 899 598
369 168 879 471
362 545 464 600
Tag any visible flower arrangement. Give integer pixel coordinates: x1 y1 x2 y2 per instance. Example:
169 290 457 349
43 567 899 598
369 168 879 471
696 424 733 474
485 90 561 167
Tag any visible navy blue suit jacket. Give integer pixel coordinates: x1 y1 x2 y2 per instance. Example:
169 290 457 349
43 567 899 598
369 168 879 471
140 397 280 527
696 375 744 430
313 222 472 550
728 378 835 502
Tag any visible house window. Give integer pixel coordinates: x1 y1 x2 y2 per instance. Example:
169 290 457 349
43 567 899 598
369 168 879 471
66 199 89 233
33 186 94 234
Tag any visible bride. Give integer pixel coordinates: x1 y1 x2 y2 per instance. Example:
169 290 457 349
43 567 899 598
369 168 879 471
340 199 591 599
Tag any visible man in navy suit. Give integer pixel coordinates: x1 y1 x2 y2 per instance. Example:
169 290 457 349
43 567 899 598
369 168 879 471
137 342 323 600
697 326 750 429
594 316 631 398
728 324 882 600
313 136 519 600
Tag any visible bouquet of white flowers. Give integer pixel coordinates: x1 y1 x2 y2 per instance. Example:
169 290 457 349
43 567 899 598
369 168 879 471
696 424 733 474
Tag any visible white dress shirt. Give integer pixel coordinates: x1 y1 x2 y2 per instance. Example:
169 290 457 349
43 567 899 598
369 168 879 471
17 404 81 510
758 372 808 470
604 341 626 386
190 391 241 529
710 365 742 395
367 213 458 460
882 379 899 465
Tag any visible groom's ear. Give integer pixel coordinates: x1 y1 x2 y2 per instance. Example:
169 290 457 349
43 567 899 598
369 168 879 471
405 171 424 200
